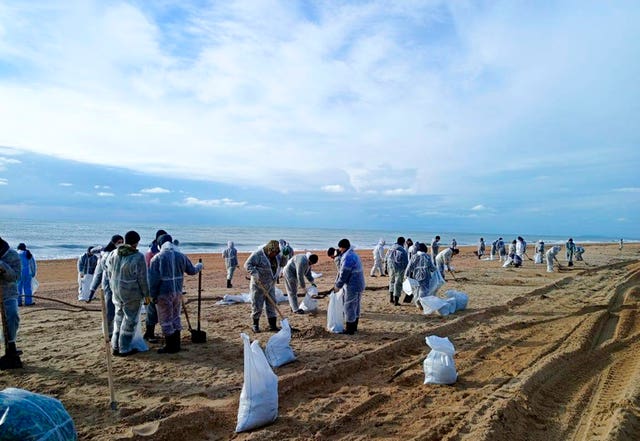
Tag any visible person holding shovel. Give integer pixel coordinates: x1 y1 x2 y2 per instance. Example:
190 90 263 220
546 245 562 272
436 247 460 280
0 237 22 369
334 238 365 335
566 238 576 267
244 240 281 333
148 234 203 354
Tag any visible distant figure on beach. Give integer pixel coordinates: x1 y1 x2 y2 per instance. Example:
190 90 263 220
333 238 365 335
451 238 457 249
282 253 318 314
477 238 485 259
575 245 585 261
143 229 167 343
148 234 203 354
546 246 562 272
90 234 124 338
516 237 527 259
405 243 436 301
490 239 498 260
497 238 507 261
387 237 408 306
222 241 238 288
436 247 460 279
566 238 576 267
370 239 386 277
431 236 441 263
534 241 545 264
619 238 623 250
107 230 150 357
0 236 23 369
245 240 281 333
77 246 98 302
16 243 37 307
508 240 516 258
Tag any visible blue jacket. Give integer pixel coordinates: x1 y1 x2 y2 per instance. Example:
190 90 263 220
335 248 365 293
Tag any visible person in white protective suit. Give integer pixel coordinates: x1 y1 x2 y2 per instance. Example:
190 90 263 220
89 234 124 338
386 237 409 306
430 236 441 263
404 243 436 301
435 247 459 279
370 239 386 277
546 245 562 272
534 241 545 264
283 253 318 314
106 230 150 357
516 236 527 259
148 234 203 354
244 240 281 333
476 238 485 259
222 241 238 288
77 246 98 302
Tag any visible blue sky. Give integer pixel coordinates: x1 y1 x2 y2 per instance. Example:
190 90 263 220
0 1 639 238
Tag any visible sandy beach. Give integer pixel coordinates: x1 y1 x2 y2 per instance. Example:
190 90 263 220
1 242 639 440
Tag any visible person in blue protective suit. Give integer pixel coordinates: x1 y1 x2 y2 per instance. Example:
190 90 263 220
106 230 150 357
245 240 281 333
387 237 409 306
566 238 576 267
0 237 23 369
334 238 365 335
370 239 386 277
222 241 238 288
16 243 36 307
404 243 436 301
283 253 318 314
89 234 124 338
148 234 203 354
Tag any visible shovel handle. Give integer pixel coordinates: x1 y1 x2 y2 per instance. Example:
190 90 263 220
197 259 202 331
256 279 286 321
181 299 193 331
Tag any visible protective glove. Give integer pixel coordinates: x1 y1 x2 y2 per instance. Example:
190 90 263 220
144 296 152 305
311 283 317 288
195 262 204 271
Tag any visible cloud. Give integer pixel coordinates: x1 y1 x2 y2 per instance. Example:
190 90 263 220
0 178 7 185
182 197 246 207
94 185 111 189
321 184 344 193
0 156 21 171
59 182 73 187
471 204 486 211
128 193 143 197
96 192 115 197
140 187 171 194
382 188 415 196
613 187 640 193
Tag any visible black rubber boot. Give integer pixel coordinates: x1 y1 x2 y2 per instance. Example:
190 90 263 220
157 331 180 354
268 317 280 332
174 331 181 353
344 321 356 335
0 343 23 370
252 319 260 333
394 296 400 306
144 325 159 343
227 279 232 288
403 294 413 303
389 293 394 304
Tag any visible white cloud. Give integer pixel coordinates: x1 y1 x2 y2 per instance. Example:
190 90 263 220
128 193 143 197
140 187 170 194
183 197 246 207
0 156 21 171
613 187 640 193
59 182 73 187
97 192 114 197
471 204 486 211
321 184 344 193
383 188 415 196
94 185 111 189
0 178 7 185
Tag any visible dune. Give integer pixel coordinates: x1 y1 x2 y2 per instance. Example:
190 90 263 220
1 243 639 440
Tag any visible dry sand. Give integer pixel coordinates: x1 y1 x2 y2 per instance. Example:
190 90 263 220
1 243 639 440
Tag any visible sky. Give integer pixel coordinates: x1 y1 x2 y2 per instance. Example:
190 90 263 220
0 0 639 238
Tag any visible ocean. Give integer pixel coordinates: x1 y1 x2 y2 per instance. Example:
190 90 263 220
0 219 629 260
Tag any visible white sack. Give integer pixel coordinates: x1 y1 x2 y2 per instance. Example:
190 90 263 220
299 288 318 312
236 333 279 432
265 319 296 368
445 290 469 312
427 270 445 297
311 271 323 279
423 335 457 385
77 274 93 301
327 289 345 333
534 252 543 264
403 278 419 295
131 307 149 352
445 297 457 315
420 296 450 316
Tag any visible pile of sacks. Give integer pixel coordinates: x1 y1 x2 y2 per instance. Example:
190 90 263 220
403 275 469 316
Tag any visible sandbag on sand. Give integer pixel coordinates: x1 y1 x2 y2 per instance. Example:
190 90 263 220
265 318 296 368
423 335 457 385
444 290 469 312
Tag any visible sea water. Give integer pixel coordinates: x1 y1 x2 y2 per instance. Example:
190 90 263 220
0 218 627 260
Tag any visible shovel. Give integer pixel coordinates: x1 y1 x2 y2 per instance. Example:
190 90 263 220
189 259 207 344
181 298 205 343
256 279 300 333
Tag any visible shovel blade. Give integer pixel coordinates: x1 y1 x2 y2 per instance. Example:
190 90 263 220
190 329 207 344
